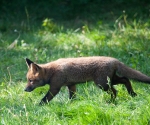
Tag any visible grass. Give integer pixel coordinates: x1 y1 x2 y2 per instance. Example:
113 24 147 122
1 3 150 124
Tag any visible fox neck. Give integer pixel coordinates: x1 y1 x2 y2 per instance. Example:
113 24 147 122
42 66 56 84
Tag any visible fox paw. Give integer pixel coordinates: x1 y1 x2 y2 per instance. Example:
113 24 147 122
39 101 45 106
130 92 137 97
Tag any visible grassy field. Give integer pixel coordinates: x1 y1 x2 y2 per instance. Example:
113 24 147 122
1 2 150 125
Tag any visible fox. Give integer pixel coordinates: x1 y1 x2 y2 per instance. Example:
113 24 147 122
24 56 150 105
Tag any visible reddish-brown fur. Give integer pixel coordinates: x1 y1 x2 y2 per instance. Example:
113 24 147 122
24 56 150 104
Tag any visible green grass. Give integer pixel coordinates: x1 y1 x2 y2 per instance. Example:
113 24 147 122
1 5 150 124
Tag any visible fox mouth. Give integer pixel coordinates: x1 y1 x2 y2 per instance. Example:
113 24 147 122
24 86 35 92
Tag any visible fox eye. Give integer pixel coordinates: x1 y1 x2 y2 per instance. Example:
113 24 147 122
29 79 33 83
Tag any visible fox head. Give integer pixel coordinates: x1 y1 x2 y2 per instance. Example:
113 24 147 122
25 58 46 92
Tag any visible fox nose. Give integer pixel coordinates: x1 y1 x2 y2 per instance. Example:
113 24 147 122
24 88 28 91
24 86 33 92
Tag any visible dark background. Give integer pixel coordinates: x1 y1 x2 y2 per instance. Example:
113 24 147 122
0 0 149 21
0 0 150 34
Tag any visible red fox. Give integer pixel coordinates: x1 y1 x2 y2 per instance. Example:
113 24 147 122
24 56 150 104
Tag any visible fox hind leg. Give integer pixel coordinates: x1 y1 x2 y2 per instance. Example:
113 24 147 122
94 79 109 91
110 85 117 99
112 74 137 97
94 78 117 98
94 76 122 100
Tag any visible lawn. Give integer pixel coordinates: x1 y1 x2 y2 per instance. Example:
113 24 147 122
1 1 150 125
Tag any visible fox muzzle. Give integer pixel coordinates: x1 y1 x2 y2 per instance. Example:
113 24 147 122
24 86 34 92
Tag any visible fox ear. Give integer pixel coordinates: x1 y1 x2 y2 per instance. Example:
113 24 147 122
25 58 41 73
30 63 41 74
26 58 34 68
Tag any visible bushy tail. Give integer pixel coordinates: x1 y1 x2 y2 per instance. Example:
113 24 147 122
117 61 150 84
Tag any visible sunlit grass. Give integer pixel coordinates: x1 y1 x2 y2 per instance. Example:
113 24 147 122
1 81 150 124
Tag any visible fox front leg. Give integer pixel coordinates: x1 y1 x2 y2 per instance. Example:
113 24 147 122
39 88 60 105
